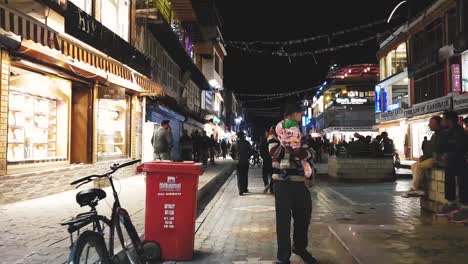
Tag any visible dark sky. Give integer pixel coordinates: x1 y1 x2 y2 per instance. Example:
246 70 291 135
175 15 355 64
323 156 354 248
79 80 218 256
215 0 433 137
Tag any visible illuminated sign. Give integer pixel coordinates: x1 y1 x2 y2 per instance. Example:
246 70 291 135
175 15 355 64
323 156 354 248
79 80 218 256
336 98 368 105
387 102 400 111
463 53 468 92
452 64 461 92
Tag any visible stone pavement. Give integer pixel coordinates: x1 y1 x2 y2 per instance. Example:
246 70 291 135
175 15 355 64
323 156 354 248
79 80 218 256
0 159 234 264
184 166 468 264
184 167 427 264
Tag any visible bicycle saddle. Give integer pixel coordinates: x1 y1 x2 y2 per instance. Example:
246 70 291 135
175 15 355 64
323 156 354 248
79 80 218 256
76 188 107 207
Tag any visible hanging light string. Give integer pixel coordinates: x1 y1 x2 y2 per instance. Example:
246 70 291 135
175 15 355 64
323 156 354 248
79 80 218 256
227 35 377 57
236 84 323 97
225 18 389 46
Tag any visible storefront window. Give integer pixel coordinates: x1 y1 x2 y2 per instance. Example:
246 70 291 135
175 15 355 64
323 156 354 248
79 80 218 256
7 67 71 164
97 99 128 159
100 0 130 41
462 52 468 92
411 120 433 159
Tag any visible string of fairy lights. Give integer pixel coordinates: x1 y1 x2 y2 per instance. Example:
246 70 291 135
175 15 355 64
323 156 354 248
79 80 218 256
225 18 389 46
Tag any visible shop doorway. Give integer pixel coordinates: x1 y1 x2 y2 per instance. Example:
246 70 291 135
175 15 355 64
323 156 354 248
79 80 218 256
71 83 93 164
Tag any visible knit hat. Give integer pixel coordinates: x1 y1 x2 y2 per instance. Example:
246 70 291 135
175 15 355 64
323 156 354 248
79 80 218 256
283 102 303 117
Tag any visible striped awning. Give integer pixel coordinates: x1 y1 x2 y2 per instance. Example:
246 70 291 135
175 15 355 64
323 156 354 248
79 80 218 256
0 3 163 95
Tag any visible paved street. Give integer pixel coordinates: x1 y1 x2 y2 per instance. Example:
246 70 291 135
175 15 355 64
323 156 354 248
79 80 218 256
2 160 467 264
188 166 427 264
0 160 234 264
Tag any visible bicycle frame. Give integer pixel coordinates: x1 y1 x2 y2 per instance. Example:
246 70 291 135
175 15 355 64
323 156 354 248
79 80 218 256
66 172 129 259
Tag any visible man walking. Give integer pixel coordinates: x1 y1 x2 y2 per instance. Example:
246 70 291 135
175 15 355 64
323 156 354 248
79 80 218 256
269 103 316 264
236 131 251 195
437 111 468 223
402 116 442 198
151 120 173 161
260 129 273 194
180 129 192 161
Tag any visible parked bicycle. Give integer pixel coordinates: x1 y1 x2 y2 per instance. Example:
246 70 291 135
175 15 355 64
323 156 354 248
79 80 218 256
61 159 161 264
250 150 262 168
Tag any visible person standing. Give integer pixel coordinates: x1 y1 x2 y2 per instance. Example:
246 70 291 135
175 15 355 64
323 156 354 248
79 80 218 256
437 111 468 223
180 129 192 161
260 129 273 194
200 131 210 165
151 120 173 161
209 134 216 164
221 139 228 159
236 131 251 195
421 136 429 155
269 103 316 264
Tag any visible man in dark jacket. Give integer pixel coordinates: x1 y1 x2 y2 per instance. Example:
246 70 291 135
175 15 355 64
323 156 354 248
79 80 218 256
236 131 251 195
260 129 274 194
180 130 192 161
151 120 173 160
200 131 210 165
269 103 316 264
438 111 468 223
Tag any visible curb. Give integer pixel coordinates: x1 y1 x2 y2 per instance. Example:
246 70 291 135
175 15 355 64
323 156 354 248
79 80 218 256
197 164 236 204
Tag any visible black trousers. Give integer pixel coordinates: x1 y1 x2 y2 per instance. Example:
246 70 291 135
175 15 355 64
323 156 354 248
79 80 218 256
237 163 249 193
274 181 312 262
262 164 273 192
445 163 468 204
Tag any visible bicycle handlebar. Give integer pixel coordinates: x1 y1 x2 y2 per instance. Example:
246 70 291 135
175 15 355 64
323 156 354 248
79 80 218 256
70 159 141 186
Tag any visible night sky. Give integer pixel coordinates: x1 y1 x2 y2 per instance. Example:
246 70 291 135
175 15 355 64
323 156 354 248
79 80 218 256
216 0 434 138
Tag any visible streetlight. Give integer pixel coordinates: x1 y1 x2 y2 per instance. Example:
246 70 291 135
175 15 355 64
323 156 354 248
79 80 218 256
387 1 407 23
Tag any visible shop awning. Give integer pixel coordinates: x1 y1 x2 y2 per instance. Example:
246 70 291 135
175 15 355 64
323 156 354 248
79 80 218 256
0 3 163 95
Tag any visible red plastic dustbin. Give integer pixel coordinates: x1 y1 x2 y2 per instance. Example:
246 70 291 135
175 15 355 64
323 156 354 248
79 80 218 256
137 161 203 261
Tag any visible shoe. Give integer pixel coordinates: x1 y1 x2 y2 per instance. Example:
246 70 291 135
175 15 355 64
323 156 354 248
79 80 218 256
436 203 460 216
292 250 317 264
239 192 244 196
451 209 468 223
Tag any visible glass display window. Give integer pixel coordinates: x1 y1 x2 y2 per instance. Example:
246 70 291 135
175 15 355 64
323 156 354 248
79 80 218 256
411 119 433 159
97 98 128 159
7 66 71 164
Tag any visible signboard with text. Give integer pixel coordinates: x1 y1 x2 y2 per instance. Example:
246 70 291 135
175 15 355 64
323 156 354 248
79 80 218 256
463 53 468 92
452 64 461 92
453 93 468 111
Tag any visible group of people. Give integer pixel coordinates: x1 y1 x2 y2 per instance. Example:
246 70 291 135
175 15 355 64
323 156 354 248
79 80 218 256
151 119 232 165
402 112 468 223
343 131 396 157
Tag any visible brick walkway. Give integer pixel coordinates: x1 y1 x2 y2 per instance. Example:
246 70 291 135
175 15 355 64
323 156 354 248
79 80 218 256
0 159 234 264
187 167 425 264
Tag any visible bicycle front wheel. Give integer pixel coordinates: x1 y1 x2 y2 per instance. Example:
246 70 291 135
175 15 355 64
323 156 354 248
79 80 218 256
115 208 143 264
72 230 110 264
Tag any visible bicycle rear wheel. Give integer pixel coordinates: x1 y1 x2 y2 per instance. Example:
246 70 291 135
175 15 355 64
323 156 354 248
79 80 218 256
115 208 144 264
72 230 110 264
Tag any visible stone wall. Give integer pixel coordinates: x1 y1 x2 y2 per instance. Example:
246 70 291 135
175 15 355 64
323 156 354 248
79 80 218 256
0 159 140 204
420 169 447 213
328 156 395 182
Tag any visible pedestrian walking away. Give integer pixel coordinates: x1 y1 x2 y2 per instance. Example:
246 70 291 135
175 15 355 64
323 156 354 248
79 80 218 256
269 102 317 264
236 131 252 195
151 120 173 161
261 129 274 194
180 129 193 161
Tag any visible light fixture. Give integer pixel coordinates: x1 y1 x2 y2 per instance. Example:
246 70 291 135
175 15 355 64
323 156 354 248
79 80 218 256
387 1 407 23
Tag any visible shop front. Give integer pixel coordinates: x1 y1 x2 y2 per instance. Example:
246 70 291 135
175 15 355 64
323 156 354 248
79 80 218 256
323 127 379 144
7 65 71 174
145 105 185 161
375 108 408 158
404 95 452 159
0 3 162 203
96 86 131 161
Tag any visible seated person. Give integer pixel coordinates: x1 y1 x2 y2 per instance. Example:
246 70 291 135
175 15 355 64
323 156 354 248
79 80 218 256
402 116 442 198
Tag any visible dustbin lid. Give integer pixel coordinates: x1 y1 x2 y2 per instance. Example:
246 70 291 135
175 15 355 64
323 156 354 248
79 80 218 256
137 161 203 175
